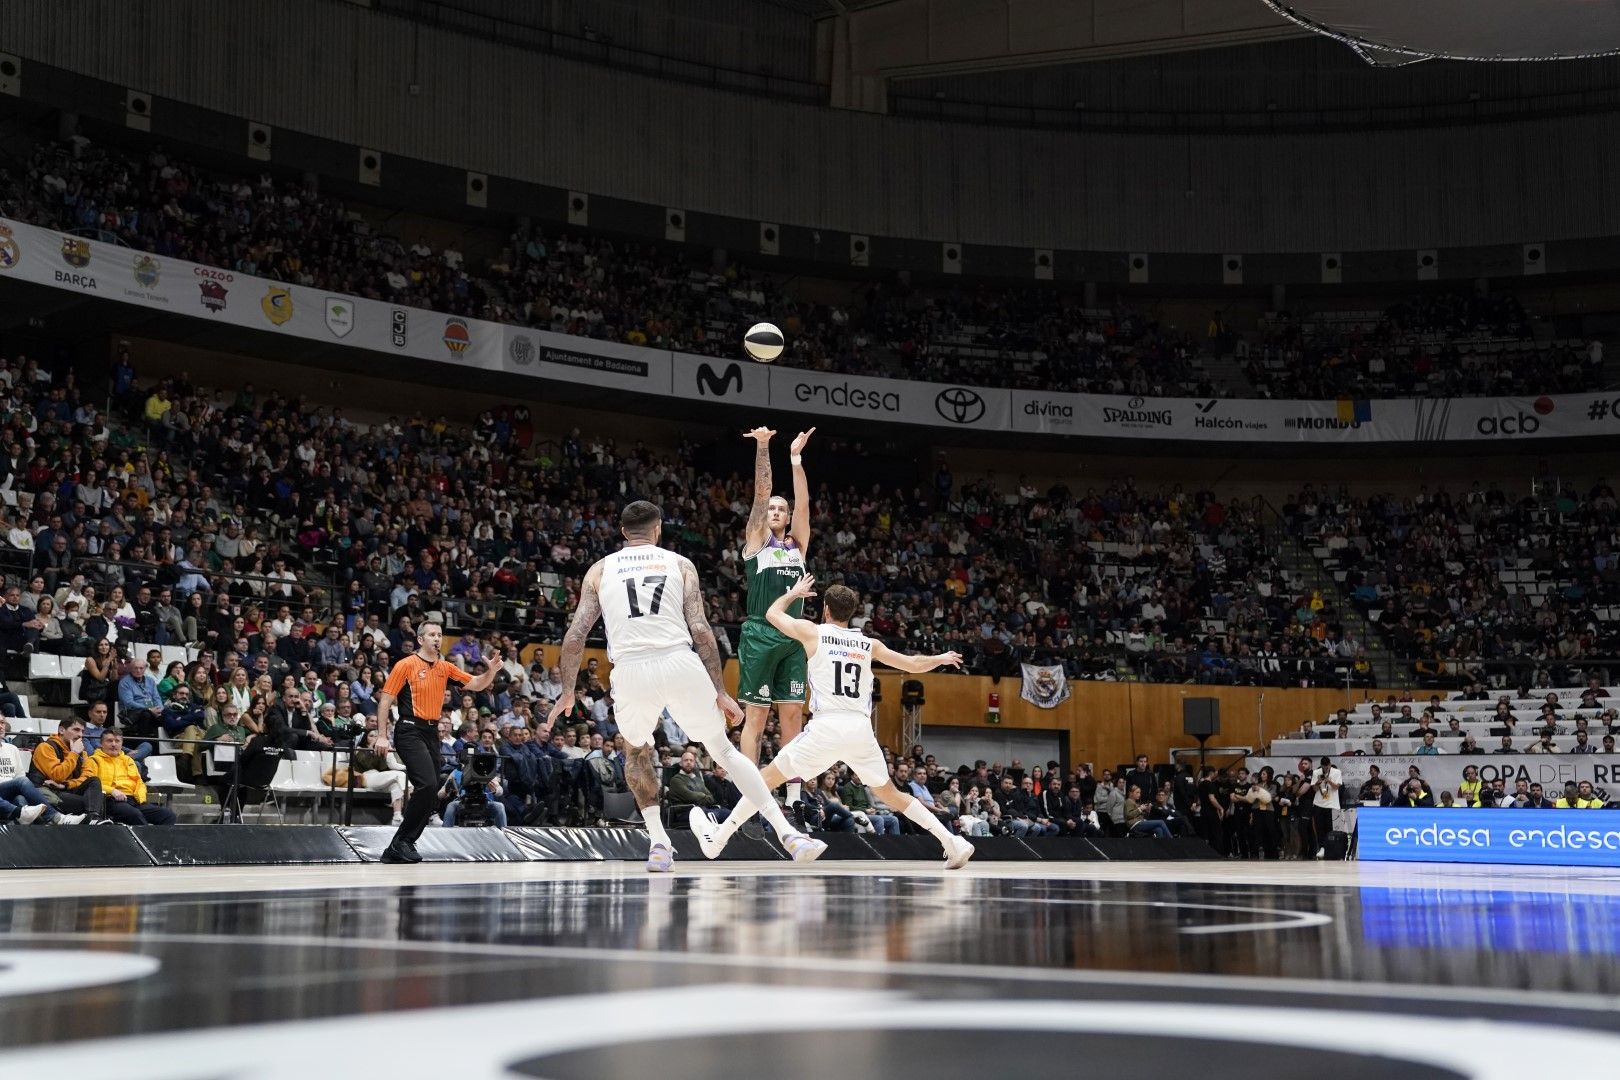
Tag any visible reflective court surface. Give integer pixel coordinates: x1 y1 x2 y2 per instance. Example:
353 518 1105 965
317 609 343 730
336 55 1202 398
1 861 1618 1078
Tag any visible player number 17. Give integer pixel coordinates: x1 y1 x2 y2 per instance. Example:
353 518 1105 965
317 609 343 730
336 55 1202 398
624 574 668 618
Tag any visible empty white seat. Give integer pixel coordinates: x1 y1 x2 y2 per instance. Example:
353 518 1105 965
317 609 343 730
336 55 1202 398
145 754 194 794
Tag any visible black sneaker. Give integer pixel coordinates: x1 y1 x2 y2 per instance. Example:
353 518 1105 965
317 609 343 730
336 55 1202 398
380 841 422 864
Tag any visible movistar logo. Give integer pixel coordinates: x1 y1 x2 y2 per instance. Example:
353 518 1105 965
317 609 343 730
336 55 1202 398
695 362 743 397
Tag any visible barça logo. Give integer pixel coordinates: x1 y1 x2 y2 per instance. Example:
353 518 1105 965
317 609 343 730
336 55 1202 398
261 286 294 326
132 254 161 288
60 236 91 268
0 226 18 271
443 317 471 355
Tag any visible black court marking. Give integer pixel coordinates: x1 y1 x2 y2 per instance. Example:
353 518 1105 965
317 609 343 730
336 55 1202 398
518 1031 1462 1080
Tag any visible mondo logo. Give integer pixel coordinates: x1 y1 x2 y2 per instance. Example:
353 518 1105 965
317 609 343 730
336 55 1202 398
935 386 986 424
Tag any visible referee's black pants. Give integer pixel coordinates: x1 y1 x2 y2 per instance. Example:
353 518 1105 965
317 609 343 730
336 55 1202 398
389 719 439 848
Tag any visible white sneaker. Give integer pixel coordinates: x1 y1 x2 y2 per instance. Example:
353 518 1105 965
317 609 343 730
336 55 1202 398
50 812 87 825
646 842 675 873
782 832 828 863
689 806 725 859
1315 848 1325 859
944 836 976 870
18 804 47 825
429 814 443 827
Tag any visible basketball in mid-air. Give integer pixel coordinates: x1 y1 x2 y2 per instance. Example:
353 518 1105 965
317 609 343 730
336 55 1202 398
743 322 785 362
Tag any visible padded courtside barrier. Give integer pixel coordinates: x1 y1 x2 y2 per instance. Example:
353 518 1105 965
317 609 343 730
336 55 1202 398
0 823 155 868
668 829 786 862
962 836 1039 861
135 825 362 866
0 825 1223 868
865 834 946 860
339 825 529 862
506 826 649 862
1033 837 1110 861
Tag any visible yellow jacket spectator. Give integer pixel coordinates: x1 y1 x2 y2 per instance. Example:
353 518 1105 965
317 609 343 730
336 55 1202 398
1556 781 1604 809
84 731 176 826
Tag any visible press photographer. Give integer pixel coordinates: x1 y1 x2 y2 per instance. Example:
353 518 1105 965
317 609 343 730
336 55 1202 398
440 739 508 828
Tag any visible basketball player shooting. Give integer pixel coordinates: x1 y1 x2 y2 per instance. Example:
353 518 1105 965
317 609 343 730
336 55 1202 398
736 425 814 809
693 575 976 869
548 500 827 872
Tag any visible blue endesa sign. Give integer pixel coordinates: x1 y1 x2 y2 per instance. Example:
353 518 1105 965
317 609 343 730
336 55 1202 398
1358 808 1620 868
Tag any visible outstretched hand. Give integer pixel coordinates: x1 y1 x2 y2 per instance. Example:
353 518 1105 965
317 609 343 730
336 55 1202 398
744 426 776 445
790 427 815 455
547 692 575 726
936 651 964 669
787 574 817 601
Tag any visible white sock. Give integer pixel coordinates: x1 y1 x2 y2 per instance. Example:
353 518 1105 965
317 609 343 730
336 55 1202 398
710 742 800 837
902 798 956 854
785 781 802 804
642 805 671 849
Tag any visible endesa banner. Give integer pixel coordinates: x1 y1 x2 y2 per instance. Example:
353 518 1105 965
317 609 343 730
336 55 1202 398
6 216 1620 444
1359 808 1620 868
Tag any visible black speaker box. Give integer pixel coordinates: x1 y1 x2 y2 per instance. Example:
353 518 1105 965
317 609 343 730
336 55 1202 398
1183 698 1220 737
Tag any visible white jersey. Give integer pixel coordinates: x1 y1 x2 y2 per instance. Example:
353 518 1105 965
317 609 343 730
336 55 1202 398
808 623 874 716
598 546 690 663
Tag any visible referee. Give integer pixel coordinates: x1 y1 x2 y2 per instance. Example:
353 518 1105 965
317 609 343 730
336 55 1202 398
372 620 502 864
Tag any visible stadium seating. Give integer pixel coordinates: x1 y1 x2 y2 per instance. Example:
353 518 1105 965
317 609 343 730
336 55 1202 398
0 135 1598 401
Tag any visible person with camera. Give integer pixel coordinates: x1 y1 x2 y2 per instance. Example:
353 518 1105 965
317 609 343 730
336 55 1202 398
1309 756 1343 859
440 736 508 828
373 619 503 863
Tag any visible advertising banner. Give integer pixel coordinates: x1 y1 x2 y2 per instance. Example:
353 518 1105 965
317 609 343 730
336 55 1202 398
6 215 1619 445
1248 754 1620 798
1358 807 1620 867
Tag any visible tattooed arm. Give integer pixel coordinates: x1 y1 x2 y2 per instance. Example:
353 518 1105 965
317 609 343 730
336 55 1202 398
742 425 775 557
545 561 603 726
682 555 744 725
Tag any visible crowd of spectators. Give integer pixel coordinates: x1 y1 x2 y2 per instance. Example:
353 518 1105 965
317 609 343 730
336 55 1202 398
1248 292 1602 399
6 134 1599 402
25 350 1371 684
1284 482 1620 687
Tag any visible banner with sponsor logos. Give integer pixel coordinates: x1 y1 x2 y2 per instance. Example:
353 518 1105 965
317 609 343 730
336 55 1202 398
1359 808 1620 867
0 217 508 373
4 215 1619 444
1248 754 1620 801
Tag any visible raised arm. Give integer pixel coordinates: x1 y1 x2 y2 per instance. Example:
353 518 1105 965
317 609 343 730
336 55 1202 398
462 647 504 693
789 427 814 557
742 426 775 556
680 556 744 725
766 574 820 654
871 639 964 675
546 564 603 725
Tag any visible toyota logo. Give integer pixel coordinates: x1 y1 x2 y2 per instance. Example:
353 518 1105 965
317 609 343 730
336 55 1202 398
935 387 986 424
